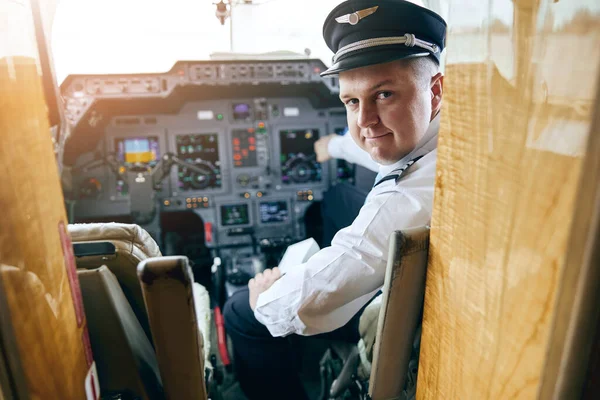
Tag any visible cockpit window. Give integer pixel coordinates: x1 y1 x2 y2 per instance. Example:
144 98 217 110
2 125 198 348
51 0 348 83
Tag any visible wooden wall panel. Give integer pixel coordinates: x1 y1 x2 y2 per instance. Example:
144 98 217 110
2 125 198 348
538 58 600 400
417 0 600 398
0 1 95 398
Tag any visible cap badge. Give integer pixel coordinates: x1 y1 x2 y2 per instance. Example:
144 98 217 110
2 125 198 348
335 6 379 25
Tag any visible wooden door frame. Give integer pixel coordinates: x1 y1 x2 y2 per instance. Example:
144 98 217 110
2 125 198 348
538 63 600 400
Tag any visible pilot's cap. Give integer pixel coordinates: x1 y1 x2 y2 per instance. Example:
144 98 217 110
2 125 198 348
321 0 447 77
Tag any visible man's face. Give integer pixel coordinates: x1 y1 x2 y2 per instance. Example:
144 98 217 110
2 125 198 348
339 60 437 165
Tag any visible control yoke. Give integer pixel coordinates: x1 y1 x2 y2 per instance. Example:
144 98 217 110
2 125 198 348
150 152 209 189
126 153 211 222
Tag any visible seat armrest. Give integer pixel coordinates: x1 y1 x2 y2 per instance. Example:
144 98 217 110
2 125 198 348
138 256 209 400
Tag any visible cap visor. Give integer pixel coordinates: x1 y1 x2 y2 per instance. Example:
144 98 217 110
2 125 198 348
320 47 431 77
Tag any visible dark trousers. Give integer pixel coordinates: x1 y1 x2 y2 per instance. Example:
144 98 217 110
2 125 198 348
321 182 370 247
223 288 361 400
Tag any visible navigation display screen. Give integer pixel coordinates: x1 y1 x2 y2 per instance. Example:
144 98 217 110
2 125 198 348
115 137 160 166
220 204 250 226
175 133 222 190
280 129 322 184
232 129 258 168
259 201 289 224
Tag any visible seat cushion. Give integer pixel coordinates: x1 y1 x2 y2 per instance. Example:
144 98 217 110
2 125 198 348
358 294 383 363
78 266 163 399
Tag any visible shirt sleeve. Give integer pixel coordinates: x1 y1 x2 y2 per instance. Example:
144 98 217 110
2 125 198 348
253 188 432 337
327 134 379 172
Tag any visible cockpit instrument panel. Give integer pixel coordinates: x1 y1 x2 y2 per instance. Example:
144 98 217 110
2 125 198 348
63 60 348 248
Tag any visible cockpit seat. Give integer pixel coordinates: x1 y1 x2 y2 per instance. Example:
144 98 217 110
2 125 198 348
69 222 162 342
78 266 164 399
327 226 430 400
138 256 211 400
72 223 213 399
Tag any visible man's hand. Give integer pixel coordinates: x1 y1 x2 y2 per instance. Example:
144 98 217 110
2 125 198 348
314 134 337 163
249 267 282 311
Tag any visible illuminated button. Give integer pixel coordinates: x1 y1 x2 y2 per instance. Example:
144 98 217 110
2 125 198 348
119 166 126 174
204 222 213 243
258 122 265 129
187 204 192 209
308 195 314 201
244 193 251 199
203 197 208 202
217 114 224 120
237 175 250 186
164 200 171 206
256 192 263 198
308 190 313 195
186 198 191 203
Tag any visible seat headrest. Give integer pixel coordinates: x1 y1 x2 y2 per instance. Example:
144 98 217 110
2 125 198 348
68 223 161 258
69 223 160 343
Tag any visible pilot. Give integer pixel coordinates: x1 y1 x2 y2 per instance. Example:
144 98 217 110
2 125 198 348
314 0 435 248
223 1 446 399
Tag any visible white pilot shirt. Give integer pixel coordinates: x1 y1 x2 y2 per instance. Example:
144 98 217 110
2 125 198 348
255 116 440 337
